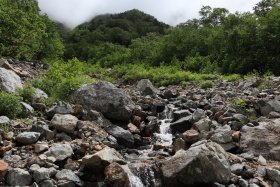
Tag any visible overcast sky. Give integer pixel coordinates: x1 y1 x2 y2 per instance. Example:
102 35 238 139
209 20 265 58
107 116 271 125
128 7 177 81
38 0 260 28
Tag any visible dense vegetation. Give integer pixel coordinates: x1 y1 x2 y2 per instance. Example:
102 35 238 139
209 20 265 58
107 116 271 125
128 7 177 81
0 0 279 103
0 0 64 60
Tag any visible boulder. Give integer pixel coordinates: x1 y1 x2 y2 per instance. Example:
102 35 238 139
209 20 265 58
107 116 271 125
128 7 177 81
33 88 48 102
44 143 73 161
170 116 193 133
240 118 280 161
55 169 82 186
82 147 124 170
106 125 134 148
161 141 231 186
0 67 22 92
33 167 57 183
75 81 135 122
137 79 159 96
46 101 74 119
6 168 32 186
16 132 40 144
50 114 78 133
20 102 34 116
0 160 8 181
0 116 10 124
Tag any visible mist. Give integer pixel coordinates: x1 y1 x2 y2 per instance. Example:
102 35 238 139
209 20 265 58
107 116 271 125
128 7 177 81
37 0 260 28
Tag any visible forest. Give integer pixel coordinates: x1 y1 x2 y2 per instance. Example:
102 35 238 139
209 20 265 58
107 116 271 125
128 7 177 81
0 0 280 82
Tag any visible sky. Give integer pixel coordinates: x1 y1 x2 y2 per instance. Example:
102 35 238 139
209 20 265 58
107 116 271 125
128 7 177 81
38 0 260 28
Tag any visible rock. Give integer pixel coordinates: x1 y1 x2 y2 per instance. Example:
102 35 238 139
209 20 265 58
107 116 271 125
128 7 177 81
173 110 191 122
31 123 55 140
232 131 241 142
16 132 40 144
105 162 144 187
193 118 211 132
211 126 236 151
74 81 135 122
230 163 254 178
0 116 10 124
39 180 55 187
34 142 49 153
238 77 261 89
192 109 207 122
6 168 32 186
33 88 48 102
82 147 124 170
0 67 22 92
46 101 74 119
258 155 267 165
240 118 280 161
182 129 200 143
44 143 73 161
266 168 280 184
106 125 134 148
170 116 193 133
137 79 159 96
21 102 34 115
233 114 249 124
0 160 8 181
173 138 185 152
127 123 140 134
50 114 78 133
3 131 14 140
144 120 160 137
33 167 56 183
161 141 231 186
55 169 82 186
239 178 249 187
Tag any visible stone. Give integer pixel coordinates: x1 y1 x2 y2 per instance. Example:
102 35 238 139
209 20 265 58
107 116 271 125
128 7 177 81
33 167 54 183
192 109 207 122
74 81 136 122
127 123 140 134
0 160 8 181
170 116 193 133
211 126 235 151
21 102 34 115
16 132 40 144
55 169 82 186
193 118 211 132
233 114 249 124
34 143 49 153
161 141 231 186
230 163 254 178
33 88 48 102
106 125 134 148
173 138 185 152
50 114 78 133
3 131 14 140
182 129 200 143
232 131 241 142
137 79 159 96
44 143 73 161
258 155 267 166
6 168 32 186
0 67 22 92
46 101 74 119
82 147 124 170
240 118 280 161
0 116 10 124
144 120 160 137
173 110 191 122
39 180 55 187
266 168 280 184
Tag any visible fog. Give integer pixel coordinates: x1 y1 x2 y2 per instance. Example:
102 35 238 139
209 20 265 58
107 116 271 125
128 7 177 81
38 0 260 28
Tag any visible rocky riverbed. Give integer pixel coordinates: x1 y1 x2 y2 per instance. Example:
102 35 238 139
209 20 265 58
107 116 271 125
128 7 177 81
1 60 280 187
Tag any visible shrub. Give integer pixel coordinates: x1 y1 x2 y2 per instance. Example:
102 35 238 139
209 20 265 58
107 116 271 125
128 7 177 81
32 59 93 103
17 85 36 103
0 92 22 119
200 80 213 89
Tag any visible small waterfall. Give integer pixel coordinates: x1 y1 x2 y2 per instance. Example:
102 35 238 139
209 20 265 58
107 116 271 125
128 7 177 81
128 173 145 187
154 104 175 146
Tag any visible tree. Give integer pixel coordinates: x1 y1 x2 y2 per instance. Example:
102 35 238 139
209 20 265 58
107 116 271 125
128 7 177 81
254 0 280 16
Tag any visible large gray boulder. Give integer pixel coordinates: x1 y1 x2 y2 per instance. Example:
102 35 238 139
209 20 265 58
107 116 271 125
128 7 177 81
106 125 134 148
137 79 159 96
50 114 78 133
16 132 40 144
240 118 280 161
0 67 22 92
161 141 231 186
6 168 32 186
74 81 135 122
44 143 73 161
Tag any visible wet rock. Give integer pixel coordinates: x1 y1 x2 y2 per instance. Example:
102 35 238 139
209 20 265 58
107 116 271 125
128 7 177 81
50 114 78 133
0 160 8 181
46 101 74 119
6 168 32 186
55 169 82 186
106 125 134 148
161 141 231 186
75 81 135 122
0 67 22 92
173 110 191 122
137 79 159 96
144 120 160 137
44 143 73 161
240 118 280 161
16 132 40 144
104 163 134 187
82 147 124 170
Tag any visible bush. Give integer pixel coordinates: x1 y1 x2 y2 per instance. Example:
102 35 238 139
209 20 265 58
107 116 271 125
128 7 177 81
0 92 22 119
17 85 36 103
200 80 213 89
32 59 93 103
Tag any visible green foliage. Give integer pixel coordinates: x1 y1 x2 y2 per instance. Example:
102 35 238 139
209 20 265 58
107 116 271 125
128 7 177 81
200 80 213 89
230 98 247 109
17 85 36 103
0 0 64 60
0 92 22 119
32 59 93 103
0 123 10 133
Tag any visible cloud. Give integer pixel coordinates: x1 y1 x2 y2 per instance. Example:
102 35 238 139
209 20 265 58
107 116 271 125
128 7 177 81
38 0 260 28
